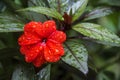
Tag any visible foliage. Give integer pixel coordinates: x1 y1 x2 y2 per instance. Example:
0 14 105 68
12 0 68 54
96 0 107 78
0 0 120 80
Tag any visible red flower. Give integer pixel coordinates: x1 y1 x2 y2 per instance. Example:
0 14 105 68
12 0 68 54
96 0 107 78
18 20 66 67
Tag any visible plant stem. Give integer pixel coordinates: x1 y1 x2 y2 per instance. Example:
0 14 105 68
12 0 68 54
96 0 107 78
57 0 61 13
68 36 92 40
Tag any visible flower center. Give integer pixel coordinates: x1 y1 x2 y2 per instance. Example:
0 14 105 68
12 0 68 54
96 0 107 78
42 38 47 43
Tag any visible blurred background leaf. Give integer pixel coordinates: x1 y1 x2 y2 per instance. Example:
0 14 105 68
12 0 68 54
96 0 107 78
99 0 120 6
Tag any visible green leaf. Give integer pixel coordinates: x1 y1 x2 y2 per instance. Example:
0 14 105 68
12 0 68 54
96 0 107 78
84 7 113 20
28 0 49 7
69 0 88 22
100 0 120 6
11 65 34 80
0 13 24 32
27 0 49 21
47 0 80 15
62 40 88 74
97 72 111 80
36 64 51 80
72 23 120 46
0 13 22 23
0 23 23 32
47 0 58 10
18 7 64 21
98 16 117 33
106 63 120 80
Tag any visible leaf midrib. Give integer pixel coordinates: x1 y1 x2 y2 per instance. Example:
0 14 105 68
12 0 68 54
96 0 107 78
74 24 120 42
64 42 86 71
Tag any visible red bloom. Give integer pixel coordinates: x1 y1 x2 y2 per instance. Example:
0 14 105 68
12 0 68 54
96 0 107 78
18 20 66 67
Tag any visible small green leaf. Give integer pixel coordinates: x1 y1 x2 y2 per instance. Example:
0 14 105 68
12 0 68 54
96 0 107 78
11 65 34 80
36 64 51 80
62 40 88 74
72 23 120 46
0 23 23 32
84 7 113 20
18 7 64 21
69 0 88 22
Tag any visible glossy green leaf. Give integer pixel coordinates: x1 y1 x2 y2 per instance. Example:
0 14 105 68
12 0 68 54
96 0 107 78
84 7 113 20
18 7 64 21
69 0 88 22
72 23 120 46
27 0 48 22
0 13 24 32
36 64 51 80
0 23 23 32
62 40 88 74
47 0 80 15
11 65 34 80
0 13 22 23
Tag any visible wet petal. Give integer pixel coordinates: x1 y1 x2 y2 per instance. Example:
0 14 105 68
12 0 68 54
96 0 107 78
48 31 66 43
46 40 64 56
44 45 60 62
24 21 42 34
20 45 31 55
36 20 56 38
20 43 43 62
18 33 41 46
33 52 46 67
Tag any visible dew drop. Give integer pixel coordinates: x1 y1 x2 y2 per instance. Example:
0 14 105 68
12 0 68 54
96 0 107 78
55 49 59 52
36 49 39 52
47 57 50 60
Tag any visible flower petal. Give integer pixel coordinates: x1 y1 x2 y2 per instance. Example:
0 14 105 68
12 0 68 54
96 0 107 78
44 45 60 62
36 20 56 38
20 43 43 62
32 52 46 67
24 21 42 34
47 40 65 56
48 31 66 43
18 33 41 46
20 45 30 55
